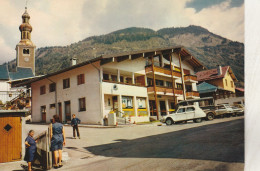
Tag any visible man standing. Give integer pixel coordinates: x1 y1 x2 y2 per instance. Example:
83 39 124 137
71 114 81 139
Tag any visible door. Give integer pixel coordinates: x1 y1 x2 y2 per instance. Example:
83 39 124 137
160 101 167 116
175 107 187 121
112 96 118 111
64 101 71 122
58 103 62 123
0 115 22 163
41 106 46 122
186 107 195 120
215 105 226 115
149 100 157 116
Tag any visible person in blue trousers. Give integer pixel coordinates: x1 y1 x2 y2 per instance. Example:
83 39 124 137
24 130 37 171
50 115 66 169
71 114 81 139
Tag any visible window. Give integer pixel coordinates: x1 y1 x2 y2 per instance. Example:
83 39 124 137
77 74 85 85
40 85 46 95
225 79 228 86
122 96 133 109
79 98 86 111
231 81 234 88
185 85 192 92
166 81 172 88
49 83 56 92
155 79 164 86
218 105 225 109
126 77 132 84
177 108 185 113
147 78 153 86
103 73 109 80
120 76 124 83
50 103 56 109
137 97 146 109
170 102 175 109
63 78 70 89
176 83 183 90
108 98 111 106
111 75 117 82
23 48 30 54
186 107 195 112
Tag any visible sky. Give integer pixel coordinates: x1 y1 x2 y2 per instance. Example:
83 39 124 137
0 0 244 64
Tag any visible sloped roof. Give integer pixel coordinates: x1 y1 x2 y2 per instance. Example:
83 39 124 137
197 82 218 94
0 64 9 80
196 66 237 82
9 67 34 81
13 46 207 87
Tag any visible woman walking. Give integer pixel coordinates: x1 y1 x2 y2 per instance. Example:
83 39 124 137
24 130 37 171
50 115 66 169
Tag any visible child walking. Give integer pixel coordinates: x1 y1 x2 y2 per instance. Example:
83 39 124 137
24 130 37 171
71 114 81 139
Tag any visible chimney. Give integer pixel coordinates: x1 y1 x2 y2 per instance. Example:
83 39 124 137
70 58 77 66
217 65 222 75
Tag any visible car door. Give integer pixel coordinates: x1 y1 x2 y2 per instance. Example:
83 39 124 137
215 105 226 115
186 107 195 120
175 107 187 121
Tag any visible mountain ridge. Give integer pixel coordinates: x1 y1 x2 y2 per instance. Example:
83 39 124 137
7 25 244 86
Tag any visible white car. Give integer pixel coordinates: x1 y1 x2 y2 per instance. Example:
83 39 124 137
215 104 234 117
162 105 206 125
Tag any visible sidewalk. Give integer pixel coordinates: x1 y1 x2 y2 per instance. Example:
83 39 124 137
27 122 139 128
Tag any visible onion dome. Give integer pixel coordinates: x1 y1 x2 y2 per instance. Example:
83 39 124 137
22 7 30 19
19 23 32 32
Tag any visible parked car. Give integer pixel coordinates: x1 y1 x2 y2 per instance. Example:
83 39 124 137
231 106 244 116
215 104 234 117
161 105 206 125
200 105 216 121
234 104 244 110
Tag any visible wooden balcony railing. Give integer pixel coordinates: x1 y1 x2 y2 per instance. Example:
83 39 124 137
147 86 183 95
186 91 200 97
145 66 181 77
102 79 145 87
184 75 197 82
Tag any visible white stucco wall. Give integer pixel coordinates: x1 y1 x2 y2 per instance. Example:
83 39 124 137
31 62 102 124
102 82 149 120
102 57 146 74
101 57 150 123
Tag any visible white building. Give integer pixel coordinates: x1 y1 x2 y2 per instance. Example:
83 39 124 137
16 46 205 124
0 65 34 104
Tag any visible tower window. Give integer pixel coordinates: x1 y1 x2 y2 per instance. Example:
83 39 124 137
23 49 30 54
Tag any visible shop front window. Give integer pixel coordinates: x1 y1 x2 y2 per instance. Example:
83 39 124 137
122 96 133 109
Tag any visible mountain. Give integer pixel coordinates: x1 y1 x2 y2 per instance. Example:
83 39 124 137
9 25 245 86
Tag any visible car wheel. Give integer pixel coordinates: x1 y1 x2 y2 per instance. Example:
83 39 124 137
165 118 173 125
206 113 215 121
193 118 202 123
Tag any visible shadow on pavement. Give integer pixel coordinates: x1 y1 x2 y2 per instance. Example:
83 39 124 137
85 119 244 163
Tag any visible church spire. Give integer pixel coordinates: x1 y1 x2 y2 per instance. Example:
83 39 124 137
19 7 33 43
16 6 36 75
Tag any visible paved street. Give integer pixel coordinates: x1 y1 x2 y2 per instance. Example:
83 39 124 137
0 116 244 171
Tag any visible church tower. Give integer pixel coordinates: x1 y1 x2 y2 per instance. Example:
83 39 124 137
16 7 36 75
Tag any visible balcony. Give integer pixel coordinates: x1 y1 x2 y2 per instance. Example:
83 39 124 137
186 91 200 98
147 86 183 96
184 75 198 83
145 66 181 78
